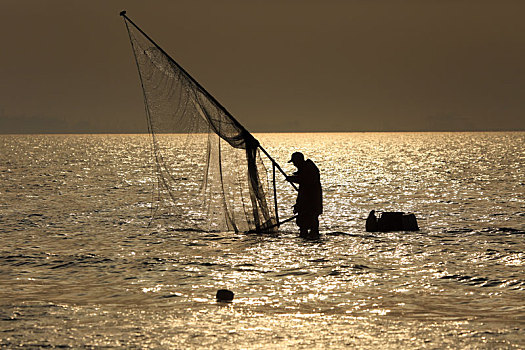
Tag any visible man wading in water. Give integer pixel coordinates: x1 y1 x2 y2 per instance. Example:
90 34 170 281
286 152 323 239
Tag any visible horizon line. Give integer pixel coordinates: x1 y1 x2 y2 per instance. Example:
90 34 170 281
1 130 524 135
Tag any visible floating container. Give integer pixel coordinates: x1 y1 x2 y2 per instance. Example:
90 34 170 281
366 210 419 232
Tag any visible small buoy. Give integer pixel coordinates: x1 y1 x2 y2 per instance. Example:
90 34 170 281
216 289 234 301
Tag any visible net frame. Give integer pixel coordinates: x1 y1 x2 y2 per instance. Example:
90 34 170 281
121 12 293 232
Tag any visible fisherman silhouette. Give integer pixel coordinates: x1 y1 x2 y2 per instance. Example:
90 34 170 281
286 152 323 239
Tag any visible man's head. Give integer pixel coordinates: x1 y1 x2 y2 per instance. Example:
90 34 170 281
288 152 305 167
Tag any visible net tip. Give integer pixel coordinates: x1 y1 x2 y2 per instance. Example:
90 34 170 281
120 10 127 17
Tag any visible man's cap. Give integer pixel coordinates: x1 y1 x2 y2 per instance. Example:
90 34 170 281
288 152 305 163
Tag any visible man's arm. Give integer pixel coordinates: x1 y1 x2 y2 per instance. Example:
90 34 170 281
286 175 300 184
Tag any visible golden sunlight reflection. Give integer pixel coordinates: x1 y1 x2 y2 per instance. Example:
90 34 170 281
2 133 523 348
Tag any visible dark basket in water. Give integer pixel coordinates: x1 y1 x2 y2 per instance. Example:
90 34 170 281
366 211 419 232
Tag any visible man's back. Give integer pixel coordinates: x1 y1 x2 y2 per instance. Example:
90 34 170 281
295 159 323 215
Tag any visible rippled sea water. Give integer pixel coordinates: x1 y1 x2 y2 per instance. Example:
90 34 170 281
1 132 524 349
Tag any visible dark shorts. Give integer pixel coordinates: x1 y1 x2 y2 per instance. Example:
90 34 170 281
296 212 319 229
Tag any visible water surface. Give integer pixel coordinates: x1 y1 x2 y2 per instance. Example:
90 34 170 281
1 132 524 348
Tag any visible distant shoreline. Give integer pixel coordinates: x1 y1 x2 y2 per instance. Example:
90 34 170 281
1 130 524 135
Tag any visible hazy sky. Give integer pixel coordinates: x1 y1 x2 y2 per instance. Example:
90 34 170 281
1 0 524 133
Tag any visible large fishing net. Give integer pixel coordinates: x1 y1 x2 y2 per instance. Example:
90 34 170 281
123 15 277 232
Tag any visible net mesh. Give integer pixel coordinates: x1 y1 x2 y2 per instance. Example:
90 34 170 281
124 18 277 232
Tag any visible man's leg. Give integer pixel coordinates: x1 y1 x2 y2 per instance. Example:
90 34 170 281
310 216 319 235
299 227 309 238
297 213 309 237
297 212 320 239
